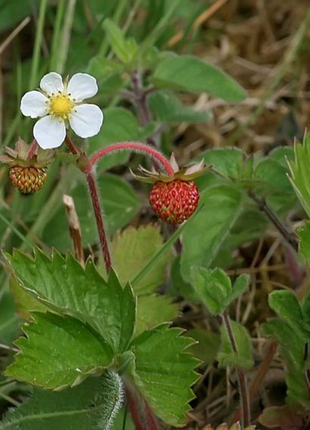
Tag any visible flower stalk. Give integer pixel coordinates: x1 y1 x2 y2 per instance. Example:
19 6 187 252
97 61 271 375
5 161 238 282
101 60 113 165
86 171 112 272
87 141 174 176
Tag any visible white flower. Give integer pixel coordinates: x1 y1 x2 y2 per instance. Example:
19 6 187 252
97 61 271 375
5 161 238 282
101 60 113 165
20 72 104 149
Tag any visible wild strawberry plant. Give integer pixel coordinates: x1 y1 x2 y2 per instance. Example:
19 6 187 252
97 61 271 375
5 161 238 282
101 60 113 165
0 2 310 430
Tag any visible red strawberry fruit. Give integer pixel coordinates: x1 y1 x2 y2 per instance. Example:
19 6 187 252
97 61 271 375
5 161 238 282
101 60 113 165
131 154 206 224
149 179 199 224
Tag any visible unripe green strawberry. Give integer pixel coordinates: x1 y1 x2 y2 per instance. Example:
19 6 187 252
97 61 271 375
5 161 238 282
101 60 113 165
0 138 54 195
9 166 47 194
149 179 199 224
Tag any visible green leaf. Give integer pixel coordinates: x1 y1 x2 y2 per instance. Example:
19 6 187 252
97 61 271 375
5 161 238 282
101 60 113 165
191 267 232 315
230 274 250 302
191 268 249 315
5 250 136 353
90 108 141 169
129 325 199 427
135 295 179 335
254 158 293 193
43 173 140 251
0 371 123 430
268 290 308 340
217 320 254 370
0 289 19 344
187 329 220 365
87 57 124 85
5 313 113 389
148 90 211 123
150 55 247 102
109 225 171 295
181 186 243 281
199 147 245 180
262 319 310 408
132 207 203 288
169 256 200 302
103 19 138 64
287 133 310 218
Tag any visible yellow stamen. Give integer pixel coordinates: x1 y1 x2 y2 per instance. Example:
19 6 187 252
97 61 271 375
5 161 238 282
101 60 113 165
47 93 75 120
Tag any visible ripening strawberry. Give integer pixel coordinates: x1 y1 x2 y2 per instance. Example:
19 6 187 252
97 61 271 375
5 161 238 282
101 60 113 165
0 138 54 194
9 166 47 194
149 179 199 224
131 154 206 224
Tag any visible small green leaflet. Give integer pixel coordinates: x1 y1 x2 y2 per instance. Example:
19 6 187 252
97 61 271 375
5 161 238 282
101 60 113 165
217 320 254 370
129 324 199 427
0 372 123 430
5 313 113 389
5 250 136 353
150 54 247 102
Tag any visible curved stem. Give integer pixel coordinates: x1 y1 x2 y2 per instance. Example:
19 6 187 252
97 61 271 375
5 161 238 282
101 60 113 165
87 142 174 176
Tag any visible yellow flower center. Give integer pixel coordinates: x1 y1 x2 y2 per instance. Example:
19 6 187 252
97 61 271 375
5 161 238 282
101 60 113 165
46 92 76 120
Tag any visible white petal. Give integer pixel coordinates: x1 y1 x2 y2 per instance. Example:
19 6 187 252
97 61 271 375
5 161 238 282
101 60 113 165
33 116 66 149
20 91 48 118
69 104 103 138
67 73 98 102
40 72 64 95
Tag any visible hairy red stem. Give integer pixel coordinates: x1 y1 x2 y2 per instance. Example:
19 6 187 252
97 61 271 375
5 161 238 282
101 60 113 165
87 142 174 176
65 136 112 273
125 385 161 430
86 172 112 272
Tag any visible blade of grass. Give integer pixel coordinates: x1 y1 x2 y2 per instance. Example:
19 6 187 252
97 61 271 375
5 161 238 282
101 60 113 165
50 0 66 71
29 0 48 89
0 212 33 249
131 205 203 287
140 0 182 54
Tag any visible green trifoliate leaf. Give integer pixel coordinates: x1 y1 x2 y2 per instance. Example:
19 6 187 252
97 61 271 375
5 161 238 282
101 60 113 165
148 90 211 123
181 186 243 281
287 133 310 218
129 324 199 427
191 267 250 315
135 294 179 335
268 290 309 340
150 54 247 102
217 320 254 370
5 250 136 353
109 225 171 294
0 371 123 430
5 313 113 389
